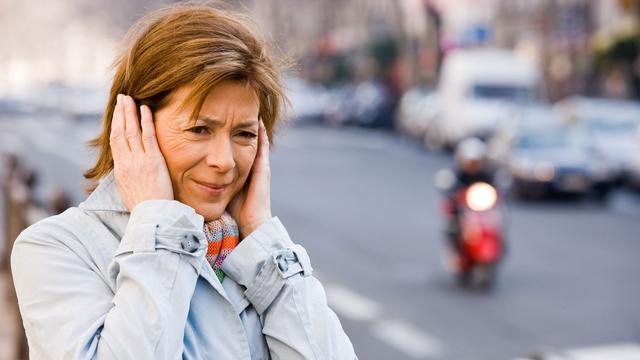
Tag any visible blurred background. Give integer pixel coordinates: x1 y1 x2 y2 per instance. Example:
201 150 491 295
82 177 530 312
2 0 640 359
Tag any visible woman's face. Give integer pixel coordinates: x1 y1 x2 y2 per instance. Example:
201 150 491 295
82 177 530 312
153 81 260 222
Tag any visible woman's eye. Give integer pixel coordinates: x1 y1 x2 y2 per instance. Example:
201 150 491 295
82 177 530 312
239 131 257 139
188 126 208 134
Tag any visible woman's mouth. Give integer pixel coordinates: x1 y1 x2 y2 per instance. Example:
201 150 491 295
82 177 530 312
192 179 229 196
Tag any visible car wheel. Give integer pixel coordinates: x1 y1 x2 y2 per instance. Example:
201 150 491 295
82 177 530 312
513 180 529 200
592 187 611 205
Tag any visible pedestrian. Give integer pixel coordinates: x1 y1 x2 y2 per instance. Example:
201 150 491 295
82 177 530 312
10 3 357 359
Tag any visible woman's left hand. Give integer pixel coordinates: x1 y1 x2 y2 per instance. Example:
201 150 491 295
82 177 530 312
228 120 272 238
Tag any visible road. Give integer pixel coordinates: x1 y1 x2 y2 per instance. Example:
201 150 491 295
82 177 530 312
1 114 639 359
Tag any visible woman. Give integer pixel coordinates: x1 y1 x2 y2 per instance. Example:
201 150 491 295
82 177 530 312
11 4 356 359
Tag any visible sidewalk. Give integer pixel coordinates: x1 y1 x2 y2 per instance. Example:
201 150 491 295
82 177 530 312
0 272 17 360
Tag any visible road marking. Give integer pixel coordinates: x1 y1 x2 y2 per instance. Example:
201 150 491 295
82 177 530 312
568 343 640 360
514 343 640 360
324 284 382 322
371 319 445 359
323 283 446 359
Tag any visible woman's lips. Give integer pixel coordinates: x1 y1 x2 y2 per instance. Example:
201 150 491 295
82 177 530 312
192 179 229 196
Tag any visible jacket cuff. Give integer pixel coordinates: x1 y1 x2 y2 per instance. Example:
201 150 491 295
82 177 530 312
221 217 313 314
116 200 207 270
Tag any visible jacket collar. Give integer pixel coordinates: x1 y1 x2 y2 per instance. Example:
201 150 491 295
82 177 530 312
79 172 129 213
78 172 238 304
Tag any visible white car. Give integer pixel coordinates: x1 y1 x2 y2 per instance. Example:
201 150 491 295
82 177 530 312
284 76 331 124
395 86 439 139
554 96 640 182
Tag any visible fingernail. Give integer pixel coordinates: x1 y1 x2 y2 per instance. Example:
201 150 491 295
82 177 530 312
116 94 121 106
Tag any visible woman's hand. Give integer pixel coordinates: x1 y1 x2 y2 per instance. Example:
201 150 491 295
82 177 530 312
110 94 174 211
228 120 272 238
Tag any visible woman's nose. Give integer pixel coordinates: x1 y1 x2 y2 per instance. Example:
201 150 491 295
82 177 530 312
204 137 235 172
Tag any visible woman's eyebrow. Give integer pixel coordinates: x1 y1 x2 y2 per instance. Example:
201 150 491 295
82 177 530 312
197 115 258 128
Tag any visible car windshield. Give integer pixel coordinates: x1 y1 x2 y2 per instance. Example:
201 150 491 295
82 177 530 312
516 130 583 149
586 117 639 133
472 84 533 101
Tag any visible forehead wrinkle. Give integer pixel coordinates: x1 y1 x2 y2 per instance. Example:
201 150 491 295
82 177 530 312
197 115 259 128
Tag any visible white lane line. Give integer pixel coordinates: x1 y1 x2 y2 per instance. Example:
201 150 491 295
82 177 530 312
323 283 446 359
568 343 640 360
324 284 382 322
515 343 640 360
371 319 445 359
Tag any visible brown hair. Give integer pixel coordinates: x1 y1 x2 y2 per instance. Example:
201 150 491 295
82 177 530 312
84 2 288 187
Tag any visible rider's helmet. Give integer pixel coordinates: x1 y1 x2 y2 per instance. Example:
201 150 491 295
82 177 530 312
454 137 487 175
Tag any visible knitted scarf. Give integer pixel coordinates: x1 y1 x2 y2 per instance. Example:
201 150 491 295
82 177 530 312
203 212 239 282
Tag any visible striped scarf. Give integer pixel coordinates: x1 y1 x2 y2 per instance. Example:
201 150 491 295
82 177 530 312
203 212 239 282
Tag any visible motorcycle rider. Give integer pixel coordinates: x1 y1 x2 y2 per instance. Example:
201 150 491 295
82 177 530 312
444 137 495 262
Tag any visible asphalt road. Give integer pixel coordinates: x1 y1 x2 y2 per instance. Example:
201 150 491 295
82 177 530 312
2 114 639 360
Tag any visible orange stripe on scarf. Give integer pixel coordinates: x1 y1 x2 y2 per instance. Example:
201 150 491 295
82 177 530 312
203 212 239 282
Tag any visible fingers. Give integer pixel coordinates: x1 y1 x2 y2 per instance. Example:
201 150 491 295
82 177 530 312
123 95 144 153
255 120 270 164
109 94 127 159
248 120 271 193
110 94 148 158
140 104 160 154
248 120 270 190
232 120 272 237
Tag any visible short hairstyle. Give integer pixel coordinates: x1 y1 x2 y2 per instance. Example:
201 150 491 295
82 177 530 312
85 2 288 186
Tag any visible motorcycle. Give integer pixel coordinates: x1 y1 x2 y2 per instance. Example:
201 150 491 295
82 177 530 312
435 169 505 289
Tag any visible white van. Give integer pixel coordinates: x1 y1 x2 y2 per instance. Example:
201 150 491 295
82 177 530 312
426 48 541 149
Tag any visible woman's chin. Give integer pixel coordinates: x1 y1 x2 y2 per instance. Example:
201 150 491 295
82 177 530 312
175 191 233 222
187 201 227 222
203 208 227 222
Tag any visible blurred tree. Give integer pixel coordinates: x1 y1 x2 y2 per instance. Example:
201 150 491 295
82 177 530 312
368 36 399 73
593 30 640 98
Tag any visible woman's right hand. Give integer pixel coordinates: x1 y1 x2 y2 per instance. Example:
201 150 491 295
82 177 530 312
110 94 174 211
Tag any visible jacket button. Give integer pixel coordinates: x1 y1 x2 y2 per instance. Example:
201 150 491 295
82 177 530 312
275 253 289 273
181 234 200 253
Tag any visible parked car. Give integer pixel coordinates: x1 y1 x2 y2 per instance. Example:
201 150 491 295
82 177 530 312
395 86 439 139
427 48 542 149
487 103 559 165
63 86 108 122
284 76 331 124
325 80 394 129
0 97 35 115
554 96 640 182
489 121 616 200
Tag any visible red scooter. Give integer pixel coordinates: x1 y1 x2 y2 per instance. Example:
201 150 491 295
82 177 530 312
436 170 505 289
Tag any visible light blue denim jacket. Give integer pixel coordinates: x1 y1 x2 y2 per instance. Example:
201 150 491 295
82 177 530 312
11 173 356 359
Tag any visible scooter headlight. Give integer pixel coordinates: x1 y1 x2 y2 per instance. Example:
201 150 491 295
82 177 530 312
465 182 498 211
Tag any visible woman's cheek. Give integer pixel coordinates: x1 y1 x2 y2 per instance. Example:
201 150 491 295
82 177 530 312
160 135 206 181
